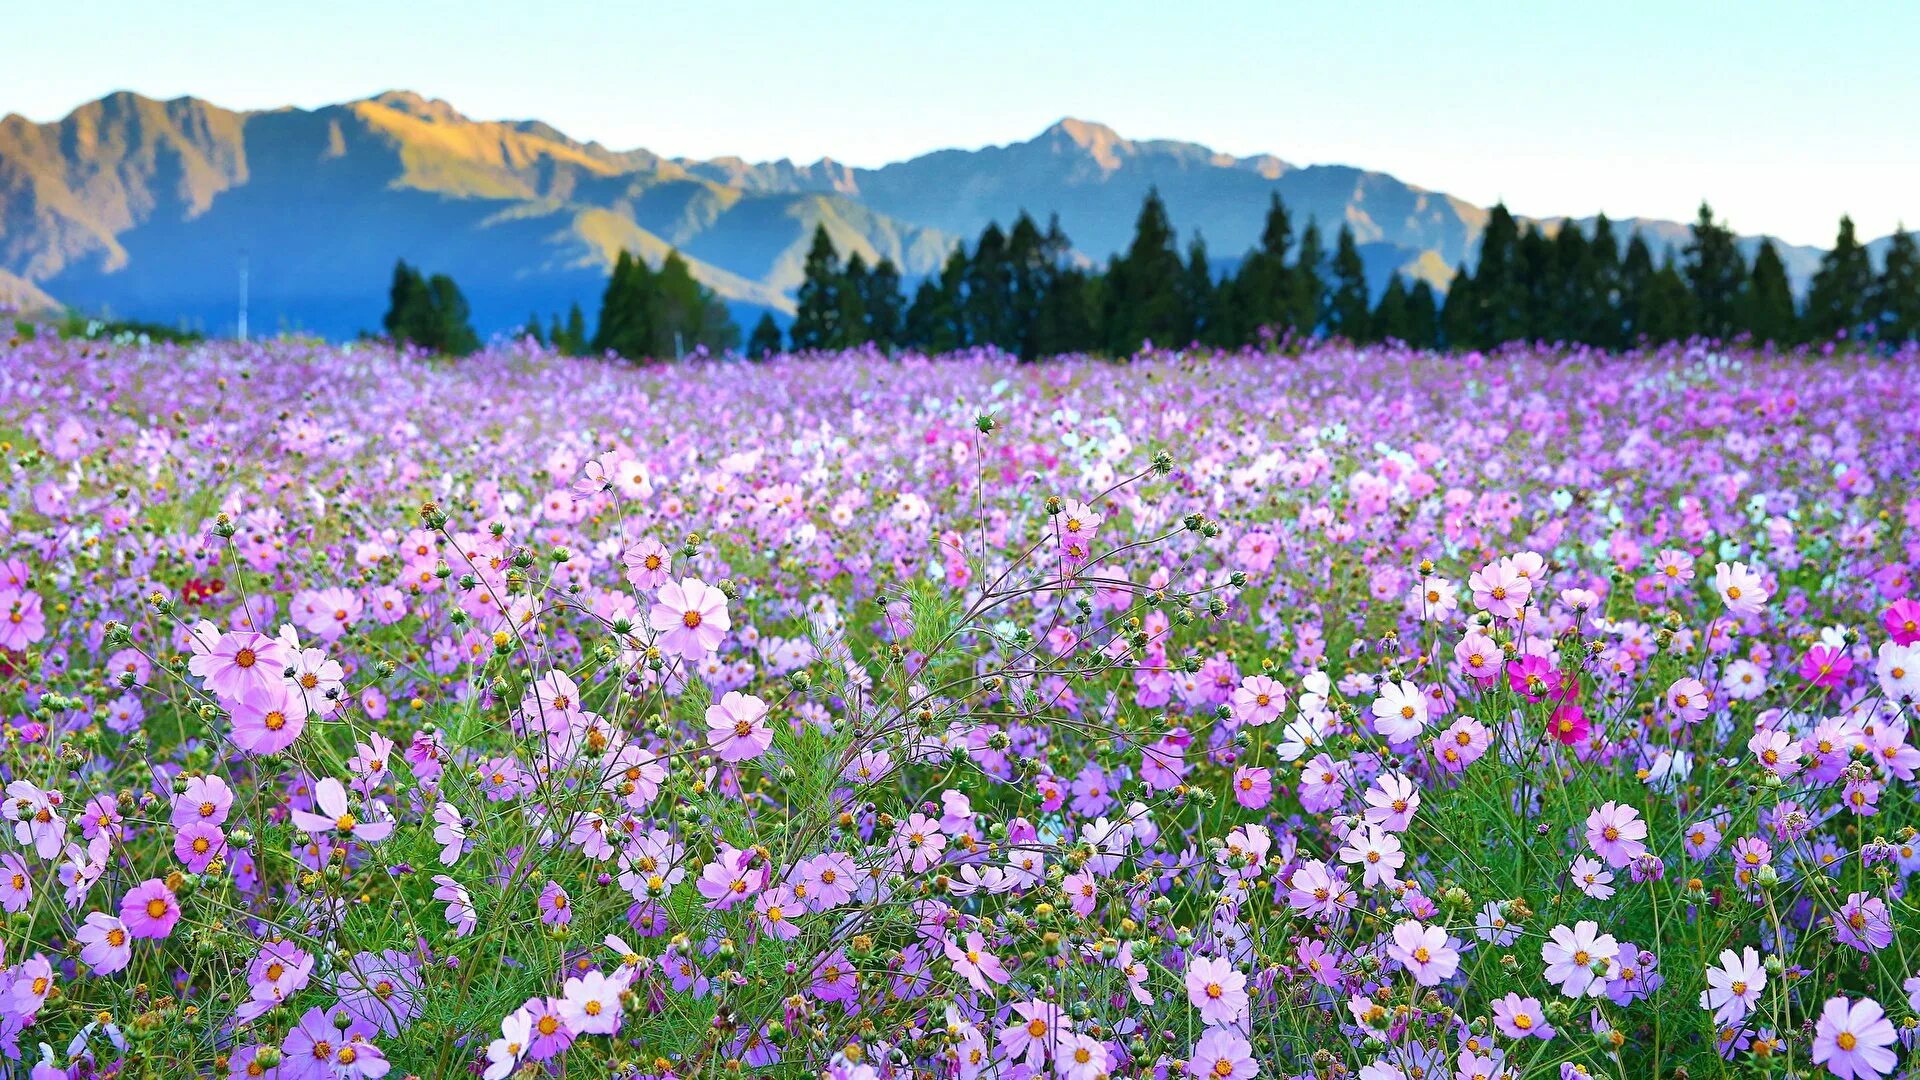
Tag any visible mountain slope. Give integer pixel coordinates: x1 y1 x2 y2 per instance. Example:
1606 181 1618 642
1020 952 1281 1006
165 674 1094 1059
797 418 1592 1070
0 91 1897 339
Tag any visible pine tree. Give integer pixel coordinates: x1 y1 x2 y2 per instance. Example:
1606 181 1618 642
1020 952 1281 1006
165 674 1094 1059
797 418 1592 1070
523 312 545 346
835 253 871 348
963 223 1015 350
905 248 969 353
1180 234 1216 345
1619 234 1655 342
547 313 566 353
1683 202 1746 339
382 260 432 346
1439 265 1475 349
1549 221 1593 343
1586 215 1625 348
1327 225 1370 340
1874 228 1920 342
1805 216 1876 342
1405 280 1440 348
592 250 656 357
1104 188 1186 354
423 274 478 355
1232 193 1296 343
1516 223 1553 340
747 313 783 358
1471 204 1524 344
1739 240 1797 345
1006 213 1048 359
790 225 841 350
1289 221 1326 337
862 258 905 349
561 303 586 356
1634 251 1696 343
1371 274 1410 343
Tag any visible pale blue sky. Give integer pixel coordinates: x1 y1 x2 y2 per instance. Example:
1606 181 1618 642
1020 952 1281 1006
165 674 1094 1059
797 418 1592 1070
9 1 1916 246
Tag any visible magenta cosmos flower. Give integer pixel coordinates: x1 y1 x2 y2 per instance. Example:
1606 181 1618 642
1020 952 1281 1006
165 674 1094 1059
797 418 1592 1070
1886 598 1920 646
648 577 730 660
120 878 181 939
1812 996 1898 1080
704 691 773 762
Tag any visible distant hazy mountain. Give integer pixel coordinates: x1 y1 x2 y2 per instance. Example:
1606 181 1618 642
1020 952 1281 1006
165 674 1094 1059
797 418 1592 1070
0 91 1894 339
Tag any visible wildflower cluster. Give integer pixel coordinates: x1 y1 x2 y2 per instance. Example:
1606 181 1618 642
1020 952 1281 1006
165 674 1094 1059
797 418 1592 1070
0 335 1917 1080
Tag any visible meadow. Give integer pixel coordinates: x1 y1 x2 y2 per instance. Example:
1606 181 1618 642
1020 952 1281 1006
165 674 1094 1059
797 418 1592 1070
1 333 1918 1080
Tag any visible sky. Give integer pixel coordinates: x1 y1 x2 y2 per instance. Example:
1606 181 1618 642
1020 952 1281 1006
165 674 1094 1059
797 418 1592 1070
8 1 1917 247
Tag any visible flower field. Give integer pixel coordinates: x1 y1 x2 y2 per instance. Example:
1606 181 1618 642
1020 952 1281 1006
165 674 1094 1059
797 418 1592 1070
2 334 1920 1080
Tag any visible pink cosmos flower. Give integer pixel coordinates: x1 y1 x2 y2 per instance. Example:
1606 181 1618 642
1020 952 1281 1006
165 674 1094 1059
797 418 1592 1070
1231 675 1286 726
558 970 625 1035
1184 954 1249 1026
1370 679 1429 743
1491 992 1555 1039
1386 920 1461 987
998 999 1069 1070
120 878 181 939
622 539 673 590
1585 801 1648 868
1885 598 1920 646
1812 996 1898 1080
229 681 310 755
892 813 948 874
1714 561 1769 616
171 775 234 827
648 577 730 660
1469 560 1531 618
944 932 1009 993
705 691 773 762
191 629 290 702
1541 920 1618 998
77 912 132 974
1231 765 1273 809
1701 946 1765 1024
291 777 394 843
1187 1028 1259 1079
1800 644 1854 689
1362 772 1419 831
755 885 803 941
0 589 46 651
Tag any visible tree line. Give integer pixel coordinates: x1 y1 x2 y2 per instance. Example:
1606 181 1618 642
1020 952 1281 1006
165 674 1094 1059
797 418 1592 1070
766 192 1920 356
380 249 738 359
382 194 1920 359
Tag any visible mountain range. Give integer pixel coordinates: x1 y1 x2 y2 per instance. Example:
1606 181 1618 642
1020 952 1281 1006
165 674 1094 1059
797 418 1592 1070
0 90 1894 339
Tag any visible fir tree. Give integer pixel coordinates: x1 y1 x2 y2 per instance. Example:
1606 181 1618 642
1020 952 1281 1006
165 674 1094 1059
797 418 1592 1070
1371 274 1410 343
1471 204 1525 345
1289 221 1326 337
1180 233 1216 345
1405 280 1440 348
1328 225 1370 340
1874 228 1920 342
1805 215 1876 341
1682 202 1746 339
747 312 783 358
1439 265 1475 349
863 258 906 349
790 225 841 350
836 253 871 349
1104 188 1185 354
1740 240 1797 345
1634 251 1696 343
